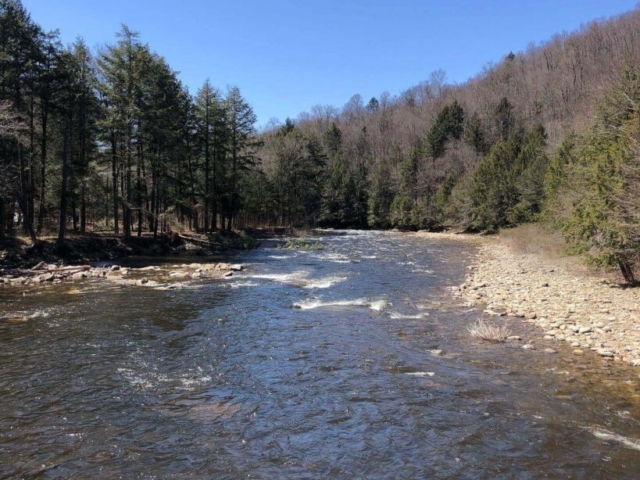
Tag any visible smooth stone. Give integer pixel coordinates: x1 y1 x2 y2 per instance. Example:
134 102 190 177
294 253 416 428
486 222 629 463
597 349 614 357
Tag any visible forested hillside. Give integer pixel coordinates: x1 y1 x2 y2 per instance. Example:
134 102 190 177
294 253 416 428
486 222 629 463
1 0 640 280
256 7 640 281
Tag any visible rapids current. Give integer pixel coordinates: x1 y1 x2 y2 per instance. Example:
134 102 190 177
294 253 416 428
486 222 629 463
1 230 640 478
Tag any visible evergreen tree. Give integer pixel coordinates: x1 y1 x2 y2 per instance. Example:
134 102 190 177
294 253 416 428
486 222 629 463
425 100 464 159
223 86 258 230
194 79 225 231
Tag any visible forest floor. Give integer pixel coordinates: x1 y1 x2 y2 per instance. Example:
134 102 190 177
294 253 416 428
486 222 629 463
417 225 640 369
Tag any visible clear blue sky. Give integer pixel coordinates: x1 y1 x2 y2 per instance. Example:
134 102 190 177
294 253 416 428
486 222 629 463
21 0 640 127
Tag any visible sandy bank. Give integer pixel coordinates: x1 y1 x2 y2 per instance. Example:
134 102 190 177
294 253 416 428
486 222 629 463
439 233 640 367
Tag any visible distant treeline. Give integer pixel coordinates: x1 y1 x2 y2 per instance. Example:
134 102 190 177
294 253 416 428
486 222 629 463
1 1 640 281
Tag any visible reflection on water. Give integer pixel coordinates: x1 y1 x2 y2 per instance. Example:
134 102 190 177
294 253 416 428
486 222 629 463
1 230 640 478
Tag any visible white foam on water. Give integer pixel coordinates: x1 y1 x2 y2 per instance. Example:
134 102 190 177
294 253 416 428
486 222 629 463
117 366 212 392
370 299 391 311
293 298 390 311
117 368 157 390
302 276 348 289
249 271 309 283
415 303 433 310
405 372 435 377
389 312 427 319
307 252 351 264
228 281 260 289
268 255 291 260
588 428 640 451
28 310 50 319
179 376 212 390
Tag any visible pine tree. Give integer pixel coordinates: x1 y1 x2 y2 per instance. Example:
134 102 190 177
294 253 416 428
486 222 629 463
223 86 257 230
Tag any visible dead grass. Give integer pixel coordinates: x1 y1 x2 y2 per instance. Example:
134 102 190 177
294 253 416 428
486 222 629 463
499 223 594 276
467 319 511 342
498 223 631 281
499 223 566 258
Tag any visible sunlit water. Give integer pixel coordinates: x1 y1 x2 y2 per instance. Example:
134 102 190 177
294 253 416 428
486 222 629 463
2 230 640 478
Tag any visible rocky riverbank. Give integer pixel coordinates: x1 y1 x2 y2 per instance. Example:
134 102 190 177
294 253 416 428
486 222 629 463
0 261 244 289
0 230 264 291
449 236 640 367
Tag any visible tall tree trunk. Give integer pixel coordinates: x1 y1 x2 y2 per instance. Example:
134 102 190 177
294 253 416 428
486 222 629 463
17 142 37 243
0 198 5 240
105 176 110 228
111 132 119 234
212 138 218 231
124 137 132 238
71 198 77 232
137 128 143 237
186 142 199 232
229 139 237 232
152 179 159 240
80 184 86 234
204 144 210 232
37 106 48 233
15 192 37 244
57 118 71 245
28 93 35 230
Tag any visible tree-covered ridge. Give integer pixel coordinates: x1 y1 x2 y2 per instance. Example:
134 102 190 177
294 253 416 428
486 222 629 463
2 0 640 281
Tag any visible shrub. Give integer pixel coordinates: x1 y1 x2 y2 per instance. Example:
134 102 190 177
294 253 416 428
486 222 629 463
467 319 511 342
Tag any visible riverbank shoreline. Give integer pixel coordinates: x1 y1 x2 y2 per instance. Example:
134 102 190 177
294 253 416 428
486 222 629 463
0 229 264 288
417 230 640 368
0 229 264 268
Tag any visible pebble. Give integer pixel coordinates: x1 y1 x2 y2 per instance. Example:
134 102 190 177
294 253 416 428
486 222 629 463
457 238 640 369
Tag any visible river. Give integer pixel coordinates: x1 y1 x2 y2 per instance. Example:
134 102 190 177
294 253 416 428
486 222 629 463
1 230 640 478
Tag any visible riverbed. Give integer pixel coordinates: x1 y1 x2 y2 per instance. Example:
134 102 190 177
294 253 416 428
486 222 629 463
1 230 640 478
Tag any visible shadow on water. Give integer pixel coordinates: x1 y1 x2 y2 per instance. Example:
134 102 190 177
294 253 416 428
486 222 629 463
1 230 640 478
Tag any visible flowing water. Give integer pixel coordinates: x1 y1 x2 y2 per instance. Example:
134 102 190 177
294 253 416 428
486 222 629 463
2 230 640 479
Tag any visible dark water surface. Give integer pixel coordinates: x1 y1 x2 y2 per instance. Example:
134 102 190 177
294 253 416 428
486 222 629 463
2 231 640 479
